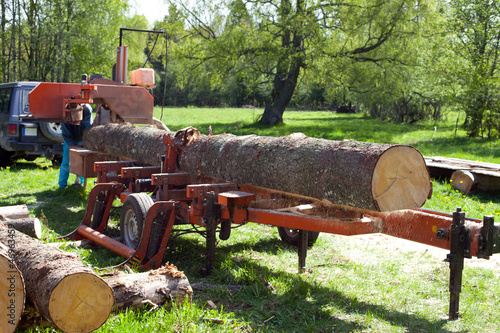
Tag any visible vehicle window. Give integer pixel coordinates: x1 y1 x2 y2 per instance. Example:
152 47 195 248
21 88 32 114
0 88 13 113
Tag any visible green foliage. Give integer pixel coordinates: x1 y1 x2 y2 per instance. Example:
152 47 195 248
1 0 129 83
447 0 500 138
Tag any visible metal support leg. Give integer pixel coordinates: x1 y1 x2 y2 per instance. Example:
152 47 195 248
205 192 218 274
298 230 308 273
447 207 470 320
91 191 106 229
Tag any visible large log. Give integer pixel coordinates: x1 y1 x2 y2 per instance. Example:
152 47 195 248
0 242 25 333
105 264 193 311
0 222 114 333
83 123 432 211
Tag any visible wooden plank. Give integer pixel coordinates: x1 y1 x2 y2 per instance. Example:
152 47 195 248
425 156 500 177
424 156 500 192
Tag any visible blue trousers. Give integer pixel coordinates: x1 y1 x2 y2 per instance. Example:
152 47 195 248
58 141 85 188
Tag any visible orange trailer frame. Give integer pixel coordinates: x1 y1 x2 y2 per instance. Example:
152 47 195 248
63 132 499 320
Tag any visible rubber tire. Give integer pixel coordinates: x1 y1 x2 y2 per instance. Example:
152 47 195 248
277 227 320 247
52 155 62 166
0 147 13 167
219 219 231 240
120 193 154 250
40 122 63 142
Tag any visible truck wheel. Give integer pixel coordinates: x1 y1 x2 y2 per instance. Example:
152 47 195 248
40 122 63 142
120 193 154 250
277 227 320 247
0 147 13 167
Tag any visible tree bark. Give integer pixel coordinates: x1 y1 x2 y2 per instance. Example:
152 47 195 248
83 124 431 211
2 218 42 239
0 242 25 333
104 264 193 311
0 205 42 238
0 222 114 333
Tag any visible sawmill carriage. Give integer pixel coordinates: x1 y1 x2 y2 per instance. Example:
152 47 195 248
24 36 500 320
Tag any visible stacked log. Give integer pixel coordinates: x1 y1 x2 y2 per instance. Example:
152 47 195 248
0 222 114 332
0 205 42 238
83 123 432 212
105 264 193 311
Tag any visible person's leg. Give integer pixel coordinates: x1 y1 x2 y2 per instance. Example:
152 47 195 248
58 141 70 188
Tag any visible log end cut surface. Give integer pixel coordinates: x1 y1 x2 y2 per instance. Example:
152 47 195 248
372 146 431 211
49 273 114 332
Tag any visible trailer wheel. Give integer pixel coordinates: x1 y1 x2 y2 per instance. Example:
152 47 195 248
120 193 154 250
277 227 320 247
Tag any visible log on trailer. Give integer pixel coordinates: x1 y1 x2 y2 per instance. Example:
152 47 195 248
0 222 114 333
105 264 193 311
83 123 432 212
0 242 25 333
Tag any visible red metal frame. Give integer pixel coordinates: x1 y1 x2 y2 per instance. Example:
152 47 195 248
61 130 496 320
28 80 154 125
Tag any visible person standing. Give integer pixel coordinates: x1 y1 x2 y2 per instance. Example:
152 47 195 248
58 104 93 188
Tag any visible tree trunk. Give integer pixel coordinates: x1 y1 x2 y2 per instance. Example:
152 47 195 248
0 222 114 333
105 264 193 311
83 124 431 212
259 2 304 126
0 242 25 333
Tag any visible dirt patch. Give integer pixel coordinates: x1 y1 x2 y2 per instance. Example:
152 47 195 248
350 233 500 270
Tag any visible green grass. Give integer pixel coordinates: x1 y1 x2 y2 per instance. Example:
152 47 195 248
2 107 500 332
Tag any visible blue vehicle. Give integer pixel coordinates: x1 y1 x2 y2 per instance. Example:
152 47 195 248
0 82 63 166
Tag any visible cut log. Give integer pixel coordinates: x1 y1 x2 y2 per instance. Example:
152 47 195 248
0 242 25 333
83 123 432 211
105 264 193 311
2 217 42 239
0 222 114 333
0 204 30 221
450 170 477 194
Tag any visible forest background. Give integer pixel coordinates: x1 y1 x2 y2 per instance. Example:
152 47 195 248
1 0 500 135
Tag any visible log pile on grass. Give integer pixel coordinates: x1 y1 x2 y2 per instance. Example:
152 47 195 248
0 205 192 332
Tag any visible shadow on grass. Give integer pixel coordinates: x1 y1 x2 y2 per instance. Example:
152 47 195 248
5 185 96 236
125 232 457 333
2 159 52 172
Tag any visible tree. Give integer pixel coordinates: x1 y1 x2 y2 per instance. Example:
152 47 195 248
448 0 500 137
0 0 129 83
171 0 434 125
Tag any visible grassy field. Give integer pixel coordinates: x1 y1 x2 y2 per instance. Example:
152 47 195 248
2 108 500 332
